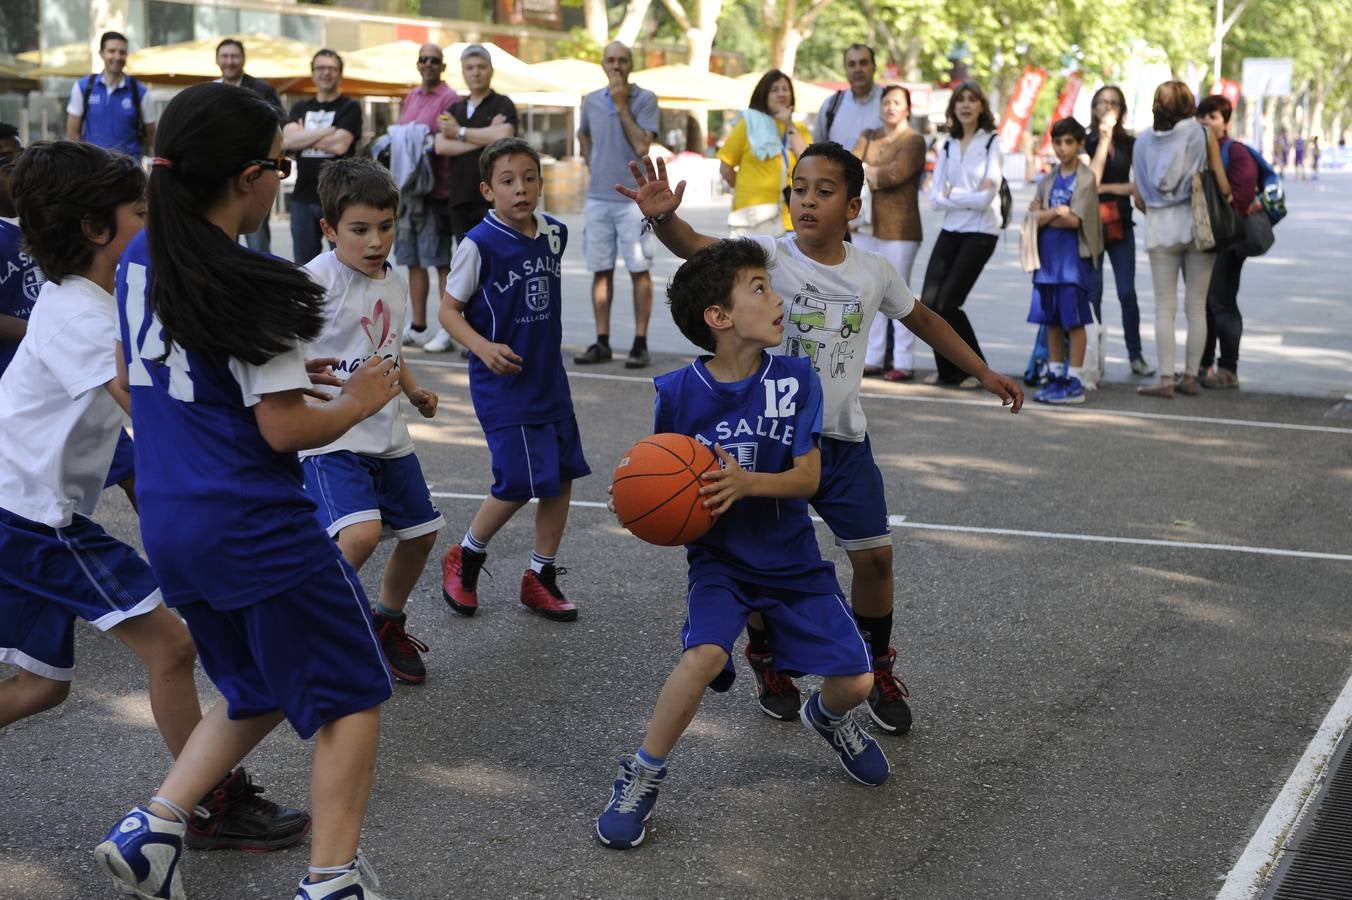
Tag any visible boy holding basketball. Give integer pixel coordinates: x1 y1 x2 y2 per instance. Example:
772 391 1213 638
620 144 1022 735
438 139 588 621
597 239 888 851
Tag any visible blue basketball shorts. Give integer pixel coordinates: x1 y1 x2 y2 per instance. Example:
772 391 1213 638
0 507 162 681
484 417 591 502
176 556 392 740
681 574 872 690
103 428 135 490
811 434 892 551
302 450 445 541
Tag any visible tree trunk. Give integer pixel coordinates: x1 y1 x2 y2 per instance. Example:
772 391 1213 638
615 0 654 46
584 0 609 44
765 0 831 76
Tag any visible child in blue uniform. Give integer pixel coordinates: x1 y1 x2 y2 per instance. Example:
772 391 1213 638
595 239 890 851
1028 117 1101 405
620 146 1023 735
96 83 401 900
438 138 589 622
301 158 444 685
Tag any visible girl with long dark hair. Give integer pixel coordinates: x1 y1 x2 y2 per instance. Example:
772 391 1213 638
96 82 402 900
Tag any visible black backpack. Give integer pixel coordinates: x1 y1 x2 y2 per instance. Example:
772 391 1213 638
944 132 1012 229
80 73 146 144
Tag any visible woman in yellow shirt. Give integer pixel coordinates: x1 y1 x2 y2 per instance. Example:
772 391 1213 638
718 69 811 236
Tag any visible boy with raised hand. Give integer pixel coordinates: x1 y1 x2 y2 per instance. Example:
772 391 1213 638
438 138 589 622
618 144 1022 735
597 239 888 850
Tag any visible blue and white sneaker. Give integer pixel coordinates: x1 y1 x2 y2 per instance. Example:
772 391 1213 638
595 755 667 849
800 691 891 786
94 807 186 900
1034 375 1086 405
295 853 387 899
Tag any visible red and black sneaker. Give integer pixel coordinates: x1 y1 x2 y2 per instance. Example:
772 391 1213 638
185 767 310 853
744 648 802 721
442 544 487 616
520 564 577 621
866 647 913 735
373 611 429 684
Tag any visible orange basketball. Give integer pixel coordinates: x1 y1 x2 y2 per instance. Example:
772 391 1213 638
611 433 719 546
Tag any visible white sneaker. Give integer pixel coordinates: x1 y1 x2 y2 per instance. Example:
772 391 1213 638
295 854 386 899
401 326 429 347
422 328 454 353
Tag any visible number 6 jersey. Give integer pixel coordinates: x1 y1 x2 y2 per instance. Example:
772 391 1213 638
653 352 839 593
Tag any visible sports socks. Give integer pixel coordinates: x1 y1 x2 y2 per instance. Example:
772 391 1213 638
1068 365 1085 384
745 622 771 656
631 335 648 352
408 323 426 334
596 333 611 350
635 747 666 770
374 601 402 620
1048 359 1066 378
811 692 846 723
461 531 487 555
854 611 893 662
530 552 555 574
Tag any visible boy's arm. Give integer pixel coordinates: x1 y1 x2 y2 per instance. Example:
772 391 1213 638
398 360 438 418
440 295 522 376
254 356 400 453
902 303 1023 412
615 157 718 259
699 444 820 516
107 342 132 416
0 313 26 342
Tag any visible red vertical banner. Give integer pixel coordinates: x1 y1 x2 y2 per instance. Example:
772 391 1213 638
1036 72 1084 157
1211 78 1241 107
998 67 1048 153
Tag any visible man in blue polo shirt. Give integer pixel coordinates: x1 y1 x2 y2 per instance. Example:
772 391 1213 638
65 32 155 159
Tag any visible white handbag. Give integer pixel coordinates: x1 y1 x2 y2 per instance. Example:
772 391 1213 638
1019 213 1041 273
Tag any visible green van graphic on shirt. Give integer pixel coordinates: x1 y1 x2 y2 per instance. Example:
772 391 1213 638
785 283 863 378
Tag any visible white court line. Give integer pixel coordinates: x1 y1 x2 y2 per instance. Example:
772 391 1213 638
409 358 1352 436
428 492 1352 562
1215 670 1352 899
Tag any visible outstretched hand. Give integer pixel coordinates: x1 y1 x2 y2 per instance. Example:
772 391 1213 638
982 370 1024 413
615 157 686 220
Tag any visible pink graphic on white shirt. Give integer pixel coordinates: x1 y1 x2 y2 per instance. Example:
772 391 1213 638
360 298 393 353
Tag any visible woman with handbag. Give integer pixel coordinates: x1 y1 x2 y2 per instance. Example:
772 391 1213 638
1085 85 1154 377
920 80 1003 388
1131 81 1230 398
852 84 926 381
1197 95 1263 389
717 69 810 237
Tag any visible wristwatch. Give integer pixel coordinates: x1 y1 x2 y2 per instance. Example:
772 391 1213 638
457 126 467 141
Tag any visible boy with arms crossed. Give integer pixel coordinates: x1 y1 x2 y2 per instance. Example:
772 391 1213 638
619 144 1022 733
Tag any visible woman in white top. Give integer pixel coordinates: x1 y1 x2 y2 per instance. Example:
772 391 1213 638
1131 81 1230 397
920 81 1002 387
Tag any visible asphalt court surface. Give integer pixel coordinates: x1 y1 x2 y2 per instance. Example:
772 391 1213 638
2 356 1350 899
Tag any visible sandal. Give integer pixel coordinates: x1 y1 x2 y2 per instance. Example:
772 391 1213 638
957 376 982 390
883 368 914 382
1200 369 1239 389
922 372 943 386
863 365 884 377
1175 375 1199 396
1138 380 1174 398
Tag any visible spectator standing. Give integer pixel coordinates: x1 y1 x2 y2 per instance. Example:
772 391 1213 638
1084 85 1154 376
428 44 517 353
853 84 925 381
1131 81 1229 398
66 32 155 159
574 41 660 368
920 80 1002 388
1310 136 1320 180
717 69 810 237
397 44 458 348
282 50 361 265
1197 95 1258 390
1274 132 1289 177
813 44 882 147
1293 136 1306 180
215 38 284 254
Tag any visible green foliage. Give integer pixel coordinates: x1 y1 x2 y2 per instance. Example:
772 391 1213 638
558 27 604 61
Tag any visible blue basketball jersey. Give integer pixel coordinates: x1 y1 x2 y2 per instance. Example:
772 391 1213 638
116 232 340 610
446 211 573 431
653 353 839 594
0 218 46 376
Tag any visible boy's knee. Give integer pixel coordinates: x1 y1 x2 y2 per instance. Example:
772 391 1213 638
401 530 438 556
850 545 893 582
12 672 71 714
340 520 383 560
830 673 873 707
681 643 730 677
159 626 199 674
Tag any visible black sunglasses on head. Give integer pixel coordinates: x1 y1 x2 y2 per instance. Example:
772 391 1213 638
418 56 444 65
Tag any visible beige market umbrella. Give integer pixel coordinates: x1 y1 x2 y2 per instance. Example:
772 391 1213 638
126 34 318 85
526 58 607 96
18 43 94 78
630 63 743 110
342 41 555 96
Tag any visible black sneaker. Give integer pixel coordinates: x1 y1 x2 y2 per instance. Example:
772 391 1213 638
866 647 913 735
624 347 651 369
185 767 310 852
373 611 429 684
744 648 802 720
573 343 613 364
